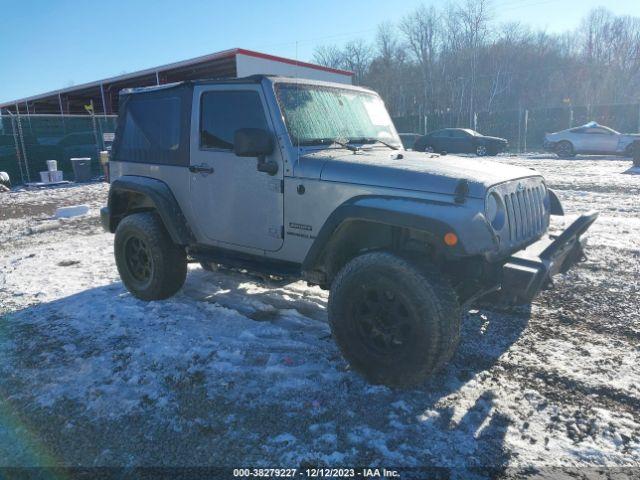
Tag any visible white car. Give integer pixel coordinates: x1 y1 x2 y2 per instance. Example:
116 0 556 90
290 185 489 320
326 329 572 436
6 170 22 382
544 122 639 157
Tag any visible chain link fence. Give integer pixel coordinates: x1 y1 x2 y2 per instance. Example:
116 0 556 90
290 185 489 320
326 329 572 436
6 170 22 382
2 105 637 185
393 103 640 152
0 114 117 185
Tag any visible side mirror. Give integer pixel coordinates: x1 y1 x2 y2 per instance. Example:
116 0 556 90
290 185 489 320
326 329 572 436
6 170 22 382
234 128 273 157
233 128 278 175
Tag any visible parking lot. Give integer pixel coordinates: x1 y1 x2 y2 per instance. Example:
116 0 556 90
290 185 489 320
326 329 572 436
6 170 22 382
0 155 638 472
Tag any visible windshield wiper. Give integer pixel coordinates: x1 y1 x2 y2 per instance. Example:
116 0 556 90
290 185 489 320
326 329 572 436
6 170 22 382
298 138 360 152
349 137 399 150
333 139 360 152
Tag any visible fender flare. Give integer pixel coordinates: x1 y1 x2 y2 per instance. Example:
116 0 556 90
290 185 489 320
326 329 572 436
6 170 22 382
548 188 564 216
302 195 496 271
106 176 194 245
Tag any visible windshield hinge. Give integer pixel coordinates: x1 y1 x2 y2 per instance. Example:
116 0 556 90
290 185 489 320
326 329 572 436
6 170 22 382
454 179 469 204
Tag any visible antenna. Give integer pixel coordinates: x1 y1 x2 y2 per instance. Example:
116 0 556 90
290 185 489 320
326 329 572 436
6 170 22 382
295 40 300 164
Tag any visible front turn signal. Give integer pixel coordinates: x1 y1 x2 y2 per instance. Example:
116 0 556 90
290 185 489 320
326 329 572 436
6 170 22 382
444 232 458 247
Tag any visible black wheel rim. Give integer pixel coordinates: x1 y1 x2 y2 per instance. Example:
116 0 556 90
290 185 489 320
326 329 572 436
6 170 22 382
350 283 414 357
124 235 153 284
558 143 571 156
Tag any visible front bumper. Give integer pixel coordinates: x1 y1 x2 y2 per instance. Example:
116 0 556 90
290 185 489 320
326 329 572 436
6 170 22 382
543 140 556 152
500 211 598 304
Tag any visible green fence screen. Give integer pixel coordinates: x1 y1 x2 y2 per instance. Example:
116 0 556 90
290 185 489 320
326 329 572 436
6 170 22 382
0 114 117 185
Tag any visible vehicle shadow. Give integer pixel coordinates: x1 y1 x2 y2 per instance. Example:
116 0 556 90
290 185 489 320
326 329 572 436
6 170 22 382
0 267 531 471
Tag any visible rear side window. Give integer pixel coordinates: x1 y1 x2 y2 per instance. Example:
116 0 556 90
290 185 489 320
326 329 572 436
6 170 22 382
119 96 181 164
200 91 268 150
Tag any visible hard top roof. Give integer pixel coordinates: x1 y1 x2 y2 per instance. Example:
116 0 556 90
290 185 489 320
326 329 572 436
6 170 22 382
120 75 376 97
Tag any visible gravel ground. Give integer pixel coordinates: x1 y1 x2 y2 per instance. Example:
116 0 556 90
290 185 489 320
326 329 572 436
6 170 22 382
0 156 638 476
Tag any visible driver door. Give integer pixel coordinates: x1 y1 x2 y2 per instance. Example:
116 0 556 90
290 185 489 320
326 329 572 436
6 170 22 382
189 85 284 251
582 127 619 153
448 130 470 153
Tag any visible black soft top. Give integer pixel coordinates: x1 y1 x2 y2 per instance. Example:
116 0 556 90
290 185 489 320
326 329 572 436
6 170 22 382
112 76 270 167
119 75 267 97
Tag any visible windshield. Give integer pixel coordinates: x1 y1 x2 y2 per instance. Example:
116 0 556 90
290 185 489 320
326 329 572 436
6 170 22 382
461 129 481 136
275 83 401 148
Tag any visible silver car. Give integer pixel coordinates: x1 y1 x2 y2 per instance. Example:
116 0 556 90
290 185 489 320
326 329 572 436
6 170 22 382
544 122 639 157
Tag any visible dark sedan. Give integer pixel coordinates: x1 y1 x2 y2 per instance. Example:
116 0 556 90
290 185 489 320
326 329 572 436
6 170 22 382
414 128 508 156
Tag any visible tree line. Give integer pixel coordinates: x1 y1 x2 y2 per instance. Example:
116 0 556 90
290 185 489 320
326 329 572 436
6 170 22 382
313 2 640 127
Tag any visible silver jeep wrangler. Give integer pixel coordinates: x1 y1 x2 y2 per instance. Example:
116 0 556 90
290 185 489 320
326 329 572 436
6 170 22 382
101 75 597 387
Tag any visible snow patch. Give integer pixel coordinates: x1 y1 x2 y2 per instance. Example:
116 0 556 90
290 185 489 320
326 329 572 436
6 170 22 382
54 205 90 218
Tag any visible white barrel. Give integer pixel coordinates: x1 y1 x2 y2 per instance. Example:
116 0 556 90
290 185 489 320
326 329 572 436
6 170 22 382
46 160 58 172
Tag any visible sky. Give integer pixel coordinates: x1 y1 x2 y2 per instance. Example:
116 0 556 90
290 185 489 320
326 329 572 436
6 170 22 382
1 0 639 104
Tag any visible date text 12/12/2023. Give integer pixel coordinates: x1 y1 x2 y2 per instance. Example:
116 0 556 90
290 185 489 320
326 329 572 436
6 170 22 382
232 468 400 478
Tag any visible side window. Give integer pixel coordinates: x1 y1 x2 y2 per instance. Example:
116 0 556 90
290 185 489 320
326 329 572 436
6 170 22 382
200 91 269 150
119 96 182 164
432 130 447 138
450 130 465 138
585 127 606 135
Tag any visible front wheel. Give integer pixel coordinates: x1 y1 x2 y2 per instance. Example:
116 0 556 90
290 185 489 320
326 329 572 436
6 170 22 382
114 212 187 300
476 145 488 156
328 252 461 387
555 141 575 158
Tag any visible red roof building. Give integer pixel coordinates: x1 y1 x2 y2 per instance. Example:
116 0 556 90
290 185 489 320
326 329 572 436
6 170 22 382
0 48 353 115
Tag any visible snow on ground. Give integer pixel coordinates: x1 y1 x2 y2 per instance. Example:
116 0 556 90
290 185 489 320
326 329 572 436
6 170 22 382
0 158 638 473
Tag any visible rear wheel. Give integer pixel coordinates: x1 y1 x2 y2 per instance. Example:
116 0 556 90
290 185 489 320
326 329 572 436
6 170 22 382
423 145 435 153
556 141 575 158
328 252 461 387
476 145 488 156
115 212 187 300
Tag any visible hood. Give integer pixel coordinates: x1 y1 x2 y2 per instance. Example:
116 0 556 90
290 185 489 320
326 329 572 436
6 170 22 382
480 135 508 143
300 149 541 198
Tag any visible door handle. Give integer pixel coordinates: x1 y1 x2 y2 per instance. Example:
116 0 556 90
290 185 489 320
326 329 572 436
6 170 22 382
189 164 214 175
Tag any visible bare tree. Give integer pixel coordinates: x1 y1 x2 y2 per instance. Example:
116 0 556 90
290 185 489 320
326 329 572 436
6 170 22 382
312 45 345 70
313 2 640 127
456 0 492 124
400 4 440 110
341 39 373 84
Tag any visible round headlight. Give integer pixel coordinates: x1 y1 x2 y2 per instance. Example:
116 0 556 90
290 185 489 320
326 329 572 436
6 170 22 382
486 192 505 230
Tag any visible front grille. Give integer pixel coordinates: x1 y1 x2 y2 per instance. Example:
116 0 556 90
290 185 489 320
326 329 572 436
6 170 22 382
502 182 548 244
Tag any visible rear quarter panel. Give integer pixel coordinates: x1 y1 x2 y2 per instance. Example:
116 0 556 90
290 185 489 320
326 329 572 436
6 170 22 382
108 161 203 240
